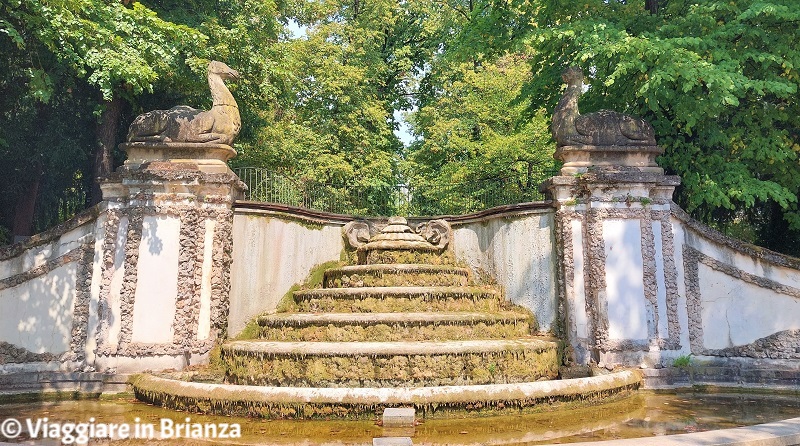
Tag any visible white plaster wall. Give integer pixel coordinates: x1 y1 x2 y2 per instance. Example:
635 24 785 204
603 219 648 340
197 219 216 341
670 217 692 354
684 224 800 291
0 263 77 354
105 216 129 348
452 210 558 332
85 214 106 364
132 215 180 344
228 212 346 337
571 219 588 339
0 215 99 360
676 212 800 356
698 263 800 349
0 223 94 280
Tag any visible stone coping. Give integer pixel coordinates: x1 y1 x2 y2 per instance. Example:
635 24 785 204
132 369 641 406
641 361 800 391
0 371 131 401
555 143 664 154
671 203 800 269
223 338 556 356
545 416 800 446
0 204 101 261
232 201 554 227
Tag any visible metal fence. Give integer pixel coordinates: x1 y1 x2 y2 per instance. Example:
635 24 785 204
234 167 559 217
33 186 89 233
23 166 558 234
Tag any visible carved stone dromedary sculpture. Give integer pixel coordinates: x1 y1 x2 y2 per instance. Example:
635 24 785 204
552 66 656 147
127 61 241 146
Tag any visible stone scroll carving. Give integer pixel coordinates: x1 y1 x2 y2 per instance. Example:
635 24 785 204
343 218 452 250
415 219 451 250
552 66 656 147
343 221 376 249
127 61 241 146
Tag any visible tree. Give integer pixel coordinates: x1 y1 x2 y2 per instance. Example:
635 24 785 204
0 0 208 238
404 53 557 214
517 0 800 254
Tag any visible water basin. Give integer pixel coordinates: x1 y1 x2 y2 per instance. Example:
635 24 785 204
1 391 798 445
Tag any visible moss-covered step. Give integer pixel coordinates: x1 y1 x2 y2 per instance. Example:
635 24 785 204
323 264 471 288
292 286 503 313
361 249 454 265
255 311 535 342
131 370 642 419
221 338 559 387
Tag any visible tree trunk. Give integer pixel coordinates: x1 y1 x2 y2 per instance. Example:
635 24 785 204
645 0 659 14
11 167 43 240
91 95 123 205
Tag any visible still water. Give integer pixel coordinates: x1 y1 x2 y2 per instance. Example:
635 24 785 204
0 391 799 445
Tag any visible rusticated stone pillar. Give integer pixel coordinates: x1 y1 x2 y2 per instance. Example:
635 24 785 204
544 143 681 368
94 142 244 372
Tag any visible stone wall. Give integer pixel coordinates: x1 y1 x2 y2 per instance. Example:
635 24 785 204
675 206 800 361
448 204 558 333
2 165 797 378
228 204 349 337
0 144 243 374
0 208 100 374
92 161 242 373
546 157 800 371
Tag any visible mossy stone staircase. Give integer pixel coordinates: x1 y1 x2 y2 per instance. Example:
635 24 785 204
131 217 640 419
219 218 559 389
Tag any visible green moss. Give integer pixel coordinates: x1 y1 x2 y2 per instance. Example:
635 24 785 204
364 249 455 265
329 272 469 288
0 391 102 404
258 318 532 342
296 294 506 313
305 260 345 288
222 346 559 387
130 372 641 420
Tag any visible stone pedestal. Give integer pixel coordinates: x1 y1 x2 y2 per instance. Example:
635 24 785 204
544 143 682 367
93 143 244 372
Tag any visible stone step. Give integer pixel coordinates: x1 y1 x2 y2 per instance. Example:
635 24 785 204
221 338 559 387
255 311 534 342
323 264 471 288
361 249 452 265
132 370 642 419
292 286 503 313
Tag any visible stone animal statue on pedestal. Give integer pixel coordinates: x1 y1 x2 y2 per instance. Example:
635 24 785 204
127 61 241 146
552 66 656 147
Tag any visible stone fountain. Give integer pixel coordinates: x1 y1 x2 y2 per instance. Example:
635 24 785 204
132 216 638 418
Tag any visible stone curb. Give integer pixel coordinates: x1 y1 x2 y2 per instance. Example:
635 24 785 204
132 370 641 406
542 416 800 446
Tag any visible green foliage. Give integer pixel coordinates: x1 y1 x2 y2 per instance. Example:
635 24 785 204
672 354 692 368
404 53 558 213
0 0 210 236
2 0 799 255
519 0 800 254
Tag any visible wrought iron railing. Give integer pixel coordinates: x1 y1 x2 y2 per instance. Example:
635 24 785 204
234 167 559 216
33 185 90 233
